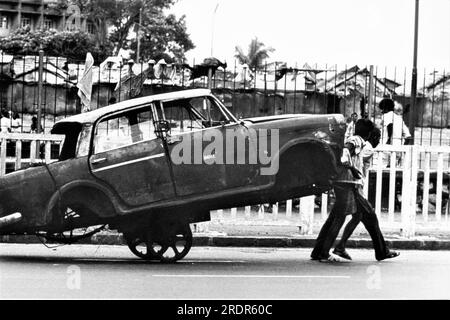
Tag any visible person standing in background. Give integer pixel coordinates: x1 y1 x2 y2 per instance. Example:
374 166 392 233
0 110 11 133
345 112 358 140
379 98 412 146
377 98 412 167
30 116 43 133
10 112 21 133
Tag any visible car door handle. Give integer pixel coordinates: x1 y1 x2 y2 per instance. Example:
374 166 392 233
91 157 107 164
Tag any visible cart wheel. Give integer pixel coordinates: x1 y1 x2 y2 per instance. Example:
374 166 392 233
124 232 159 261
149 223 192 263
125 224 192 263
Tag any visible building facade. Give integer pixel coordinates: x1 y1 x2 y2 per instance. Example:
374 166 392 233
0 0 98 37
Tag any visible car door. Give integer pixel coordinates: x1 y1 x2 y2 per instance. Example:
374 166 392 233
189 95 260 190
156 97 228 197
89 104 175 207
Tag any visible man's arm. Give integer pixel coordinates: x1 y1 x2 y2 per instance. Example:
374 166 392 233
340 141 362 179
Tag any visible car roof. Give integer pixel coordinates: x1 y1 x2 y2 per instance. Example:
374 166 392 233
56 88 212 125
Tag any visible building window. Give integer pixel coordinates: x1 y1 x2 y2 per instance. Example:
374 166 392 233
67 18 77 31
86 22 95 34
44 19 54 30
0 16 8 29
21 17 31 28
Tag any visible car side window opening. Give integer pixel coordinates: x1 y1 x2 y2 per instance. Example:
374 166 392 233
160 99 205 135
93 107 157 154
190 96 230 127
159 96 231 135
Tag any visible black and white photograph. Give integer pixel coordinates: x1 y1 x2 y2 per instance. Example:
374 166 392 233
0 0 449 308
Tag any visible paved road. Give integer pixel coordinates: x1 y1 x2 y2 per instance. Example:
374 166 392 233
1 243 449 299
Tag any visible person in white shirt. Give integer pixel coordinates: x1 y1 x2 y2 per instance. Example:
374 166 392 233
344 112 358 140
10 112 21 133
379 98 412 146
377 98 412 167
0 110 11 133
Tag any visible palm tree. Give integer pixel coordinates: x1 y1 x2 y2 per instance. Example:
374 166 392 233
234 37 274 71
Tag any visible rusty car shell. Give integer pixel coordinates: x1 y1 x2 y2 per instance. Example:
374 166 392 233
0 88 345 237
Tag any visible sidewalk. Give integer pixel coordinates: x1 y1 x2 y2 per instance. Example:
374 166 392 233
2 220 450 250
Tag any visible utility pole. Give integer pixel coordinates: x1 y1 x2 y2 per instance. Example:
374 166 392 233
39 0 44 29
136 7 142 62
35 46 44 158
37 47 44 134
409 0 419 142
210 3 219 57
367 65 374 117
17 0 22 29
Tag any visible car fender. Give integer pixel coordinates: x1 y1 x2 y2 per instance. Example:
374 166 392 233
270 137 339 183
278 137 337 162
44 179 122 222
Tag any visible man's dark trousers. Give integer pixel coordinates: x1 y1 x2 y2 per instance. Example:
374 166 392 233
311 205 347 259
311 184 352 259
336 192 389 260
312 186 389 260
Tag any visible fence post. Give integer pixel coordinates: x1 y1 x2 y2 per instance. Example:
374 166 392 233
258 204 265 219
216 209 224 222
44 141 51 163
409 145 419 237
230 207 237 220
375 151 383 217
272 202 278 219
14 140 22 171
299 195 315 235
422 152 431 222
30 140 36 164
436 152 444 222
244 206 251 219
321 192 328 221
401 146 412 237
0 137 6 176
388 151 397 223
286 199 292 218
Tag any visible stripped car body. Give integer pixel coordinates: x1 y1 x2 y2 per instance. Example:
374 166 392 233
0 88 345 261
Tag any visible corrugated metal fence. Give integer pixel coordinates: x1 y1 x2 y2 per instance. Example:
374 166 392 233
0 53 448 145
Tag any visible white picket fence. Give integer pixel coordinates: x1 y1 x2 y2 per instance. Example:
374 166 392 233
0 133 64 175
207 144 450 238
1 133 449 238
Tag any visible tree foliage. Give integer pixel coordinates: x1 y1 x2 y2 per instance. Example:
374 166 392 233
107 0 195 63
0 27 112 61
0 0 194 63
235 37 274 71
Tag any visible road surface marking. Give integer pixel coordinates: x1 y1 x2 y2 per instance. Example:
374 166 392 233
182 260 247 263
152 274 350 279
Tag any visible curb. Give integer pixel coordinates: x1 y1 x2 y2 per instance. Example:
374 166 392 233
2 234 450 250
